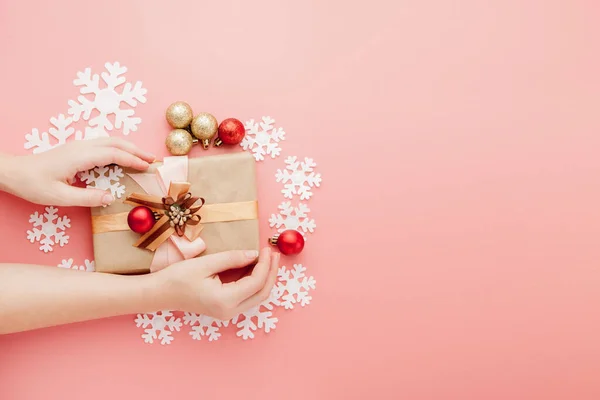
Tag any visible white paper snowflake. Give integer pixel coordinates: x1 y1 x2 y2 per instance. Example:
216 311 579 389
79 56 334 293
68 62 147 135
26 206 71 253
241 116 285 161
78 165 126 200
58 259 95 272
276 156 322 200
269 202 316 236
135 310 182 345
183 313 230 342
231 287 281 340
24 114 83 154
277 264 316 310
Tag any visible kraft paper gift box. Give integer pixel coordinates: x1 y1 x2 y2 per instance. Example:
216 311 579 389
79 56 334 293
91 151 260 274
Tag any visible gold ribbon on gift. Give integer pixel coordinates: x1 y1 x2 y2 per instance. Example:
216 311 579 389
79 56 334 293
92 202 258 234
92 181 258 252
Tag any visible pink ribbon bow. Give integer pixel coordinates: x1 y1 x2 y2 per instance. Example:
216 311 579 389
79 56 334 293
127 156 206 272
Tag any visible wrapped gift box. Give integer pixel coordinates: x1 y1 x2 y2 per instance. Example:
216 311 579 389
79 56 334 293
91 151 260 274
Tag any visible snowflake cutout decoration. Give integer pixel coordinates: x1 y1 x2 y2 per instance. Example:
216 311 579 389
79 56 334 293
78 165 126 200
58 259 95 272
183 313 230 342
135 311 182 345
241 116 285 161
231 287 281 340
277 264 316 310
26 206 71 253
68 62 147 136
269 202 316 236
24 114 83 154
276 156 322 200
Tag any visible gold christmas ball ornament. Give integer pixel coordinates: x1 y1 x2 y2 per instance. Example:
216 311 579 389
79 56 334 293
190 112 218 149
166 101 194 129
166 129 195 155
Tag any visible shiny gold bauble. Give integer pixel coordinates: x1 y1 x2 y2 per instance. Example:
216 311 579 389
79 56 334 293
166 101 194 129
190 112 218 149
165 129 194 155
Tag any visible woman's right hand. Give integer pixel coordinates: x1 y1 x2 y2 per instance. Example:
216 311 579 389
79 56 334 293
153 247 280 320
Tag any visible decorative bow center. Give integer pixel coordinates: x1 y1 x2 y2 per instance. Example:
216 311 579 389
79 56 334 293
160 192 204 236
125 181 206 252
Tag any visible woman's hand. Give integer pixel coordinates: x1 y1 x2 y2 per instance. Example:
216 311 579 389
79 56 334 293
0 248 280 334
154 247 280 320
0 138 155 207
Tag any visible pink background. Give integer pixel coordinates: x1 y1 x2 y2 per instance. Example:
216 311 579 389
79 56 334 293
1 0 600 398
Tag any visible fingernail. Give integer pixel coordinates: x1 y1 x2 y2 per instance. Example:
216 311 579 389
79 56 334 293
245 250 259 259
102 193 115 205
273 252 281 262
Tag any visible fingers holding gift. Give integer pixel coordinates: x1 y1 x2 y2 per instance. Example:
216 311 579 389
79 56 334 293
78 146 151 172
202 249 261 275
185 247 278 318
234 250 280 314
93 137 156 164
58 185 115 207
223 247 273 299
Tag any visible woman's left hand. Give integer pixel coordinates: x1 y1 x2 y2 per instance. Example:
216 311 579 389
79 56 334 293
0 138 155 207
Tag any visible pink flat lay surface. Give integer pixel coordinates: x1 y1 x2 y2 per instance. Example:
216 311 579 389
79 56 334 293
2 1 600 399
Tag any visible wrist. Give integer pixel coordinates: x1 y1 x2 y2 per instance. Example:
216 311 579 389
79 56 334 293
0 154 25 197
140 271 181 311
128 272 172 312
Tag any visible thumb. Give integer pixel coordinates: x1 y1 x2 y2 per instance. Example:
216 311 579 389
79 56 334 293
200 250 260 275
59 186 115 207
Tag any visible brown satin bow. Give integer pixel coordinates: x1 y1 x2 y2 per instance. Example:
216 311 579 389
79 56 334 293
161 192 205 236
124 181 205 252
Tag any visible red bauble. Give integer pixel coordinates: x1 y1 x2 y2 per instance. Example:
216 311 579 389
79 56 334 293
271 229 305 255
127 206 155 234
216 118 245 146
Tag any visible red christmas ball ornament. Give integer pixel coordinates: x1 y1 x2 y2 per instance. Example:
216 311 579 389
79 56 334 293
215 118 245 147
269 229 305 255
127 206 156 234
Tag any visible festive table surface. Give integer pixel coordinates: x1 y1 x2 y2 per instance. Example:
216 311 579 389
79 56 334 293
2 1 600 399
